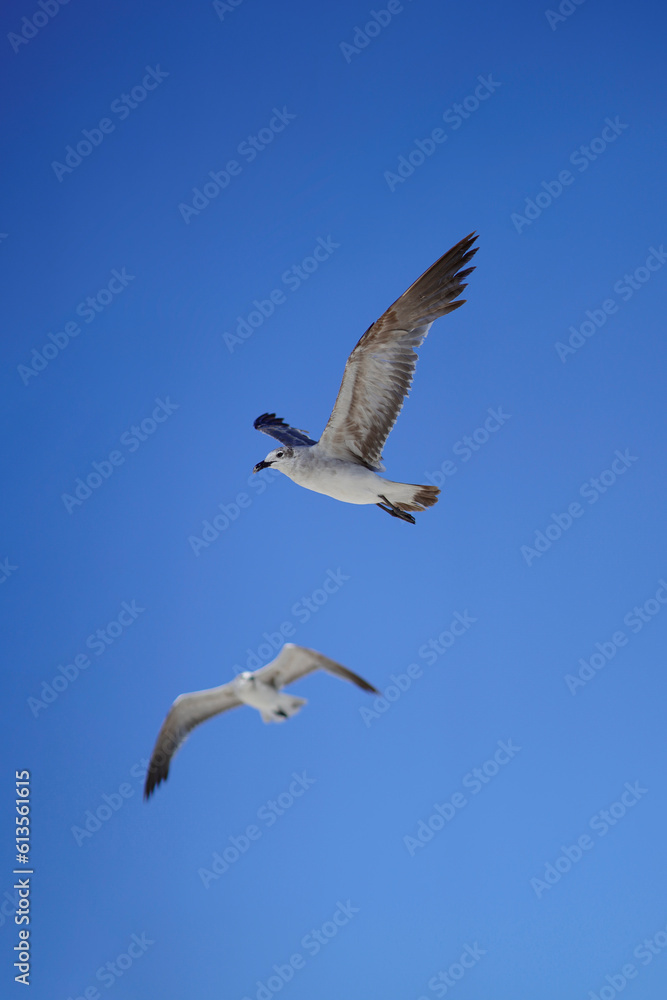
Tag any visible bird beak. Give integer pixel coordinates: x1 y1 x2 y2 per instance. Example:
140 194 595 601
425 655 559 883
253 460 272 473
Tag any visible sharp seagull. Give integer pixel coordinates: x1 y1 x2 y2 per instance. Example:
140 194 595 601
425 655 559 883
253 232 478 523
143 643 379 799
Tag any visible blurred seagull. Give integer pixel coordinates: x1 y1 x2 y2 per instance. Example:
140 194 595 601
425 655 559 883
143 644 379 799
253 232 478 523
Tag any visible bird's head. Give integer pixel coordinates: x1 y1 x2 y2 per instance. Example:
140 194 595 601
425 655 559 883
235 671 256 692
253 445 295 474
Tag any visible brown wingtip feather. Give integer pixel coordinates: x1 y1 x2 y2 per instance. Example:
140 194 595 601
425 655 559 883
330 659 382 695
390 232 479 330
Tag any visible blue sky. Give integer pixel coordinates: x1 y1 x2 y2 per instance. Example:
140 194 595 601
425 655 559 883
2 0 667 997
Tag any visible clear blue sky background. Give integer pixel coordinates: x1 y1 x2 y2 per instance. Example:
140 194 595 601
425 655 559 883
2 0 667 997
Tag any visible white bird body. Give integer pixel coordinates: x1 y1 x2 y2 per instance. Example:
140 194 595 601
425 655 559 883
271 445 417 506
253 233 478 523
234 671 306 722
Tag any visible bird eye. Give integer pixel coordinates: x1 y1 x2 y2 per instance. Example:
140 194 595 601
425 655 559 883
276 451 284 458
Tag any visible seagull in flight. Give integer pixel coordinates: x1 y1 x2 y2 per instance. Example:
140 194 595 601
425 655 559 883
143 644 379 799
253 233 478 523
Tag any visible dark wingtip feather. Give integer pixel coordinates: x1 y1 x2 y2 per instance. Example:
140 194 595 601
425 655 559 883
347 670 382 694
254 412 281 430
143 762 169 801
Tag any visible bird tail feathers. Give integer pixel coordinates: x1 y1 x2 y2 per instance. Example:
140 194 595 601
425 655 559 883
260 695 308 724
382 481 440 512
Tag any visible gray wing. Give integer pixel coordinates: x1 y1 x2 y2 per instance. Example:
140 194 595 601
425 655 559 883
254 643 379 694
317 233 478 470
144 682 242 799
253 413 317 447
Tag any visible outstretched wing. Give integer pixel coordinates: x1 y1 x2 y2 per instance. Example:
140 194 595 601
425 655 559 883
144 682 242 799
253 413 317 448
317 233 478 470
254 643 379 694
